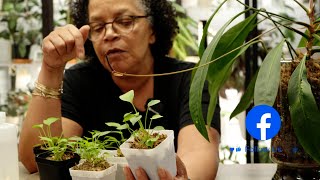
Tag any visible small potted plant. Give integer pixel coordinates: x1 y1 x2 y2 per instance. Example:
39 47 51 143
32 117 80 180
104 123 130 180
117 90 176 180
68 130 117 180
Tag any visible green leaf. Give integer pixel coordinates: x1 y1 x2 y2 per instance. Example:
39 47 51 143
43 117 59 126
153 126 165 130
190 11 257 140
117 124 129 130
145 136 159 147
123 112 135 122
198 0 228 58
39 136 53 143
129 115 142 126
119 90 134 103
230 71 258 119
288 56 320 163
32 124 43 129
105 122 121 128
147 100 160 107
254 39 284 106
150 114 163 120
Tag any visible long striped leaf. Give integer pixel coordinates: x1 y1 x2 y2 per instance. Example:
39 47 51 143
254 40 284 106
288 56 320 163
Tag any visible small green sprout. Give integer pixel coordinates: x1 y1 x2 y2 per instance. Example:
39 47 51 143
112 90 165 149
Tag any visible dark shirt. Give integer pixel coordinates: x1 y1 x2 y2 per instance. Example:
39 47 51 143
62 56 220 147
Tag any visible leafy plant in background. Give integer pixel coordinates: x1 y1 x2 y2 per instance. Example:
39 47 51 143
171 2 198 60
0 89 31 117
0 0 42 58
189 0 320 164
33 117 71 161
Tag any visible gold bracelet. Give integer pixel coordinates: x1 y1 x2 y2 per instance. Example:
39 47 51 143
32 91 61 99
32 81 63 99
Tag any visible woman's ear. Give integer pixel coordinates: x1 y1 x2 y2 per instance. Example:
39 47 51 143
149 31 156 44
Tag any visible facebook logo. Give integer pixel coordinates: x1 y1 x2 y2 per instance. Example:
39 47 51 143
246 105 281 140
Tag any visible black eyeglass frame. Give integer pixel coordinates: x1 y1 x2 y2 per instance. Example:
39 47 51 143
88 15 149 41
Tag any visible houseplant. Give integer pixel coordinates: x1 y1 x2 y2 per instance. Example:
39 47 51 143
68 130 117 180
189 0 320 178
0 0 42 60
171 2 198 60
33 117 80 180
117 90 176 180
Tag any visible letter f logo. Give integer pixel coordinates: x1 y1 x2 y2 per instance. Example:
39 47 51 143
246 105 281 141
257 113 271 140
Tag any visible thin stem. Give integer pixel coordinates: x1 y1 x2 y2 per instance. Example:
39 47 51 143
144 108 148 129
264 12 296 60
112 27 278 78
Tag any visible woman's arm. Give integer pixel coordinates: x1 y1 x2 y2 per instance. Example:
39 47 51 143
18 24 89 173
177 125 220 180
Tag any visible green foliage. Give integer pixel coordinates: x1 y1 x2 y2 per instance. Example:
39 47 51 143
171 2 198 60
189 0 320 163
108 90 164 149
0 0 42 58
0 89 31 116
69 130 114 167
32 117 71 161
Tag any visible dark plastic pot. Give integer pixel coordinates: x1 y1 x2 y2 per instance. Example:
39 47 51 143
35 151 80 180
33 145 48 156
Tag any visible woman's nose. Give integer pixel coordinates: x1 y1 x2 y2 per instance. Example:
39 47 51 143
103 24 120 41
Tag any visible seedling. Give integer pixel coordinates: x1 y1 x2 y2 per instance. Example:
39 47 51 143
69 130 114 171
109 90 165 149
32 117 71 161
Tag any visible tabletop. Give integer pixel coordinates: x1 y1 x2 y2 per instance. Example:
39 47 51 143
19 163 278 180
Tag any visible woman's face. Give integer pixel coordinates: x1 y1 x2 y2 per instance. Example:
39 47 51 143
88 0 155 74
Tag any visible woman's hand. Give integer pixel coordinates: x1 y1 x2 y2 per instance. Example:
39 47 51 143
124 155 188 180
41 24 90 72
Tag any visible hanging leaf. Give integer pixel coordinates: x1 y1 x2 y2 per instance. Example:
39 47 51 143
190 11 257 140
230 71 258 119
254 39 284 106
288 55 320 163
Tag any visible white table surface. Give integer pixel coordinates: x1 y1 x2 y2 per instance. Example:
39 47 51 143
19 162 277 180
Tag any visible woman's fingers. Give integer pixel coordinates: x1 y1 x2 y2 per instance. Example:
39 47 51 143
41 24 89 70
124 166 135 180
176 155 188 178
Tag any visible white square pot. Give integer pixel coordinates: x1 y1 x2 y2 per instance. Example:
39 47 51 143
105 150 128 180
120 130 176 180
69 163 117 180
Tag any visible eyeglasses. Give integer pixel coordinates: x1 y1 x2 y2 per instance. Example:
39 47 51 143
88 15 149 42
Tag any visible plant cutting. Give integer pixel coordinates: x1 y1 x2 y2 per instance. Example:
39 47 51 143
116 90 176 180
189 0 320 178
68 130 117 180
33 117 80 180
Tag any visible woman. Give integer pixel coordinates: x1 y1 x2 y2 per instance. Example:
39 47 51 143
19 0 221 179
